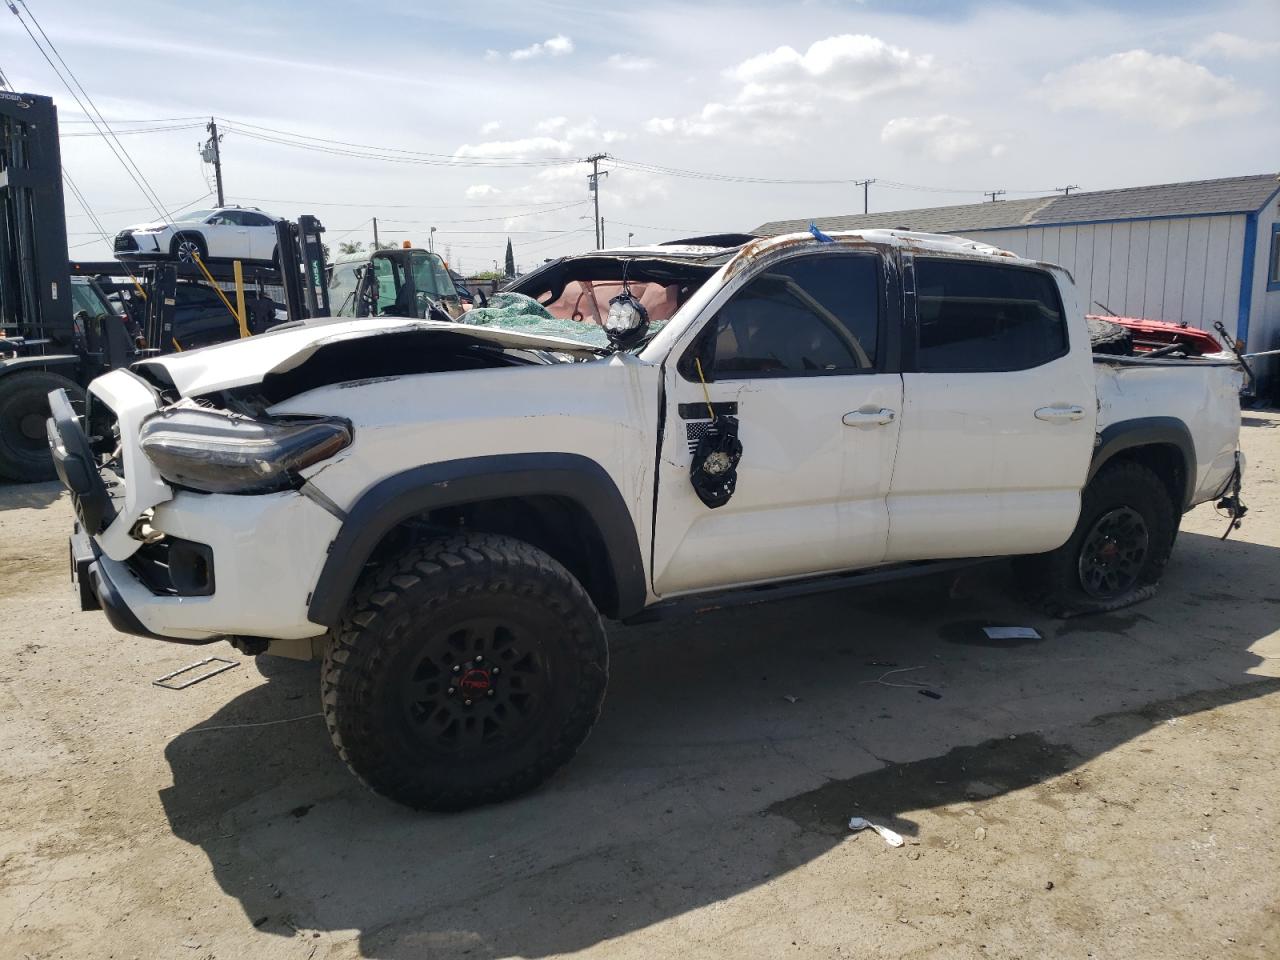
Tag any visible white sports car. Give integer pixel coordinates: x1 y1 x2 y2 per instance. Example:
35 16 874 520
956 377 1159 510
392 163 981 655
114 206 281 265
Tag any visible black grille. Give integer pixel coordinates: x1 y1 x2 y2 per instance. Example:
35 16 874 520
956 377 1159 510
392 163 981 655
113 232 138 252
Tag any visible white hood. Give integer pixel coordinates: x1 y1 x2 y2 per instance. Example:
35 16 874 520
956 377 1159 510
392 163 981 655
133 316 600 396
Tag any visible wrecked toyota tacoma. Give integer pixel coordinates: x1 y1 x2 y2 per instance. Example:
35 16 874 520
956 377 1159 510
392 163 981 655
48 230 1247 810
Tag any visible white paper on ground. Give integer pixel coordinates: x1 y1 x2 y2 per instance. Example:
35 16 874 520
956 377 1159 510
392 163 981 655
982 626 1042 641
848 816 905 847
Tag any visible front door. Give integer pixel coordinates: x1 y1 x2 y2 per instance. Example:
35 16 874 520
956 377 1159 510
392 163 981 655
885 255 1095 561
652 249 903 596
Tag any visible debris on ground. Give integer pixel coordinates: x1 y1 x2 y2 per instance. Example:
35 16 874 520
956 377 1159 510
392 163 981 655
153 656 238 690
848 817 905 847
982 626 1042 641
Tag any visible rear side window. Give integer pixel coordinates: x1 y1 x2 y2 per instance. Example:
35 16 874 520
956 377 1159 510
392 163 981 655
915 259 1067 372
691 253 880 379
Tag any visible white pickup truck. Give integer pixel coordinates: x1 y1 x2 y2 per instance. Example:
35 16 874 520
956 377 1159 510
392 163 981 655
48 229 1246 810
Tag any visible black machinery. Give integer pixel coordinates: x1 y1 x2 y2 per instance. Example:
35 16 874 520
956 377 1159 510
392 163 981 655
1 89 330 481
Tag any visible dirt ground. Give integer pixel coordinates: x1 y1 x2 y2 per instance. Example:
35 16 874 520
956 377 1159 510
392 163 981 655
2 414 1279 960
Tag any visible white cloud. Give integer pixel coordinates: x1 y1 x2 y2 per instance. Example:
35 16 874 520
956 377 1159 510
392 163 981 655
1190 32 1280 61
1041 50 1260 128
535 116 570 134
880 114 1004 162
728 34 934 103
479 120 501 135
646 33 934 140
453 136 574 159
465 184 502 199
607 53 655 72
646 99 817 141
510 34 574 61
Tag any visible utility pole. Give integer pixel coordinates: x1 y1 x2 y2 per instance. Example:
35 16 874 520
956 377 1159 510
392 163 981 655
984 190 1006 203
599 218 605 248
855 178 875 214
1055 184 1079 196
204 119 225 207
372 217 379 249
586 153 608 249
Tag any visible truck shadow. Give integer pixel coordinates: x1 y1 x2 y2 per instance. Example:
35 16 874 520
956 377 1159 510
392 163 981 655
0 479 63 510
159 529 1280 958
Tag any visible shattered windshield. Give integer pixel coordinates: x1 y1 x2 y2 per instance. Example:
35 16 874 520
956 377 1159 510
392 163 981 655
456 254 724 348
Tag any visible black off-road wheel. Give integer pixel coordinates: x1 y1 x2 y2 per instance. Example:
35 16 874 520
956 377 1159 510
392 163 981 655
0 371 84 483
321 533 609 811
1016 460 1177 617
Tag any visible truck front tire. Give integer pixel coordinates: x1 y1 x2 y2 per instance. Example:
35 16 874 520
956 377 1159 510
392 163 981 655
0 371 83 483
321 532 609 811
1017 460 1176 616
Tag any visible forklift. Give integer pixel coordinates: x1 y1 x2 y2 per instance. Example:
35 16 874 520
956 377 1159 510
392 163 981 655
0 90 328 482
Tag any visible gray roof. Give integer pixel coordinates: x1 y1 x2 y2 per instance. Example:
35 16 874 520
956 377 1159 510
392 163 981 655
753 173 1280 237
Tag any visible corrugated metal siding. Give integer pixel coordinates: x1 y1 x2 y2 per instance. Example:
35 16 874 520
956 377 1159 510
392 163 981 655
961 214 1246 337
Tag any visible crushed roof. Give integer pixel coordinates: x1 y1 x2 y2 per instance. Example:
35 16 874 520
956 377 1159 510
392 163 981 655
753 173 1280 237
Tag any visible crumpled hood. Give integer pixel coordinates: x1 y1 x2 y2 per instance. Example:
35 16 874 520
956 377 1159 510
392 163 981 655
133 316 601 396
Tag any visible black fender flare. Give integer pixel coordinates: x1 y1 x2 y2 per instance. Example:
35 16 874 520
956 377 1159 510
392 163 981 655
1088 416 1197 508
306 452 647 625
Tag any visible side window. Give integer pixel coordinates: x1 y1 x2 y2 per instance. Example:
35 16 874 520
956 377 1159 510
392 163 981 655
915 259 1068 372
373 257 401 313
206 212 237 226
240 212 273 227
689 253 880 379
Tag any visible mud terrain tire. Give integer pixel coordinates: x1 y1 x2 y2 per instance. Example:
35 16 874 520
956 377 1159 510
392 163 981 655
0 371 83 482
1016 461 1176 617
321 532 609 811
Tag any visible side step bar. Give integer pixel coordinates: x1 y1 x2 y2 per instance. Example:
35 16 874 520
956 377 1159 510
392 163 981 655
624 557 995 625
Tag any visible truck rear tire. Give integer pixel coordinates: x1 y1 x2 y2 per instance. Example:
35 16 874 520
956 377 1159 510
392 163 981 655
1016 460 1176 617
321 532 609 811
0 371 83 483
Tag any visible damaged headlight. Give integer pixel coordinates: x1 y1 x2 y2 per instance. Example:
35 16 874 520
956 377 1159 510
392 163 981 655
139 403 352 494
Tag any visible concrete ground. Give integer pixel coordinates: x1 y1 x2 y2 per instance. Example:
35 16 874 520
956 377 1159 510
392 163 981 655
2 414 1279 960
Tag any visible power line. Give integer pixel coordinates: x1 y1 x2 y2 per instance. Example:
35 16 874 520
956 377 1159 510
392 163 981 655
59 115 207 124
234 195 581 210
219 121 578 169
60 122 205 137
8 0 174 220
379 199 590 226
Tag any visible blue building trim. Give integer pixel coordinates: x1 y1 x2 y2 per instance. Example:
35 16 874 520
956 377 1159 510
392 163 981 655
1267 223 1280 293
1237 212 1258 346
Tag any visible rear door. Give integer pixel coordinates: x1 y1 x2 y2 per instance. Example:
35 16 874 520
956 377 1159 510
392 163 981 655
652 249 903 596
885 256 1094 561
237 211 278 261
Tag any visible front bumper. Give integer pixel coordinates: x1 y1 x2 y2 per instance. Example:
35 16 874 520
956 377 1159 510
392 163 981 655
70 521 192 642
52 375 342 644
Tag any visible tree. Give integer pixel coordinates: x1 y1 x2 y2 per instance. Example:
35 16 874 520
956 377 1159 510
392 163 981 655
504 238 515 278
373 240 397 251
338 241 365 255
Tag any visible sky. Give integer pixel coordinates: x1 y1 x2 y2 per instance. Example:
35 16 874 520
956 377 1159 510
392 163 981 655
1 0 1277 274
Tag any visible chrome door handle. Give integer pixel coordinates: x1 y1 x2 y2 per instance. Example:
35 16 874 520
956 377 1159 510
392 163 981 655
843 408 896 427
1034 404 1086 422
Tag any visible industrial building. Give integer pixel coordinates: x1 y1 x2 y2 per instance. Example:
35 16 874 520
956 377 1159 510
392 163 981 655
756 173 1280 394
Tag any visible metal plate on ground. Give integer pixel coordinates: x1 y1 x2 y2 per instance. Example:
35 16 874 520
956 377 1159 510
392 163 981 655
153 656 239 690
